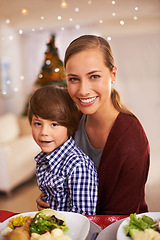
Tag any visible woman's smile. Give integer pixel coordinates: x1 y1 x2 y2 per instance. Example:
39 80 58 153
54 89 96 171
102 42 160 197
78 96 97 106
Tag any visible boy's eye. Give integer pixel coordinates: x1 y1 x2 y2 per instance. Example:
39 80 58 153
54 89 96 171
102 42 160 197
34 122 41 126
52 122 58 127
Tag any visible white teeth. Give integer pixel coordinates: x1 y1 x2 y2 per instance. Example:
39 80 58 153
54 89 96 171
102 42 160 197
80 97 96 103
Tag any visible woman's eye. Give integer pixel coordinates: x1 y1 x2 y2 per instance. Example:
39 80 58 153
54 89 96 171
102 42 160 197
68 77 79 82
91 74 100 79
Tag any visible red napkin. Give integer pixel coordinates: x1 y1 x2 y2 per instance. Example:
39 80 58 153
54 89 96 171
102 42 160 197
0 210 19 222
86 215 128 229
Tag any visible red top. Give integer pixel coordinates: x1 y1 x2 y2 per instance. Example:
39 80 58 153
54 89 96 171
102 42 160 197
96 112 150 215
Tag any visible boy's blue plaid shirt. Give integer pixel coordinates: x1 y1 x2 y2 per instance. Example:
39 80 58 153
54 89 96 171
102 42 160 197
35 136 98 215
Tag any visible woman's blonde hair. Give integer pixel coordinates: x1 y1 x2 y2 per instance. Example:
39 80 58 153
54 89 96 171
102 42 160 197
64 35 133 116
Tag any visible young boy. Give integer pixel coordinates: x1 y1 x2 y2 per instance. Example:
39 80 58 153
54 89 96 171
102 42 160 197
28 86 98 215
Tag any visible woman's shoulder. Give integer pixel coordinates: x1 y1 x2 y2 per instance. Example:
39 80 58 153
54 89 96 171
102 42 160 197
114 112 149 146
117 112 145 132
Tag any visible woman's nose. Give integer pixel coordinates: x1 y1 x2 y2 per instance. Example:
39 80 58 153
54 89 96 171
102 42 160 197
78 80 90 96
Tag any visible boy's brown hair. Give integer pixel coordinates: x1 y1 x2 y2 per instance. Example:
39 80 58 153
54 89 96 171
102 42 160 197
28 86 80 136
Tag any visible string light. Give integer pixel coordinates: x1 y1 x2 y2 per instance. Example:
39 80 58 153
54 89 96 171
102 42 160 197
14 87 19 92
19 30 23 34
75 24 80 30
8 36 13 40
6 19 10 24
55 68 60 72
120 20 124 25
20 76 24 80
75 8 79 12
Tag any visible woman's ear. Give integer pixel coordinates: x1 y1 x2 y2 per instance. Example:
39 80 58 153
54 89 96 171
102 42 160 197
111 66 117 83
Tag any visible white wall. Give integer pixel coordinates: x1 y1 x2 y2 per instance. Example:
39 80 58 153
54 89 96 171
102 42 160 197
0 23 24 114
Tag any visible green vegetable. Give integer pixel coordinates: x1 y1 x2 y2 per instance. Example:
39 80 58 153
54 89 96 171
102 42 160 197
30 208 69 234
124 213 157 237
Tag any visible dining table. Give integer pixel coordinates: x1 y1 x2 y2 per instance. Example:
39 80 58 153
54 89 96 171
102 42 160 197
0 210 129 239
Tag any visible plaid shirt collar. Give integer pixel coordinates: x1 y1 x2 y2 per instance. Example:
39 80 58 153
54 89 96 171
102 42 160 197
35 136 75 169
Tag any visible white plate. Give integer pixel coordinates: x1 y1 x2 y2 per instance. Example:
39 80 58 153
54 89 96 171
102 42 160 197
0 211 90 240
86 221 102 240
96 218 126 240
117 212 160 240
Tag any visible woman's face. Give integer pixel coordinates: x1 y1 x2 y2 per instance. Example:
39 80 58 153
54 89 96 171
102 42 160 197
66 48 116 115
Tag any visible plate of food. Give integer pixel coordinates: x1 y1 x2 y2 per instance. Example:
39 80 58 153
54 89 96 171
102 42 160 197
0 208 90 240
117 212 160 240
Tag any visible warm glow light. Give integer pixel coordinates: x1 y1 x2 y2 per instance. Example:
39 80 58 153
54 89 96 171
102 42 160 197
6 19 10 24
61 0 67 8
21 8 28 15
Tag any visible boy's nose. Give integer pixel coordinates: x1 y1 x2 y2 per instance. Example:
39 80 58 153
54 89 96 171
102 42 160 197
41 125 49 135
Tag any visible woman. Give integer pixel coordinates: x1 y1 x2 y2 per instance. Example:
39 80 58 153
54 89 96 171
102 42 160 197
36 35 150 215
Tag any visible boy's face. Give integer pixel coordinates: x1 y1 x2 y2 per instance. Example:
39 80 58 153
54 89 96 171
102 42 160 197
31 115 68 154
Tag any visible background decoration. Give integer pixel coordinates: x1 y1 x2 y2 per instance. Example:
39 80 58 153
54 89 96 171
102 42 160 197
22 34 67 116
35 34 66 88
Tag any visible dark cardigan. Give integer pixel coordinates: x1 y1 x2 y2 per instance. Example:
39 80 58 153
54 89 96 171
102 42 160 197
96 112 150 215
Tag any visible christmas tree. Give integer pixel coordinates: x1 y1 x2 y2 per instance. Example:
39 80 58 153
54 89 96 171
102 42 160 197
22 34 67 116
35 34 66 87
